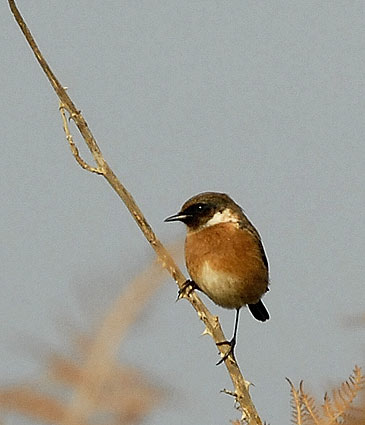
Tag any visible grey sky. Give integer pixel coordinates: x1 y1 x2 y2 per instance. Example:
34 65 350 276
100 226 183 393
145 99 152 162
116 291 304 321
1 1 364 424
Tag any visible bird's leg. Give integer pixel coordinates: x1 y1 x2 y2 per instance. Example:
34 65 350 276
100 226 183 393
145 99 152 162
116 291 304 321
216 308 240 365
176 279 199 301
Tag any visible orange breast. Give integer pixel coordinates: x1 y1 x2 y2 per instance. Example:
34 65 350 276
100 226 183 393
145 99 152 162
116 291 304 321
185 223 268 309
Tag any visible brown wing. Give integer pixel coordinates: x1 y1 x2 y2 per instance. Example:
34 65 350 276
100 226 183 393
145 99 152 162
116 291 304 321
238 217 269 272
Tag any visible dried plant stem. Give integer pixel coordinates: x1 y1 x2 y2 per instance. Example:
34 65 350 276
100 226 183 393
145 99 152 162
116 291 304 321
8 2 263 424
62 257 169 423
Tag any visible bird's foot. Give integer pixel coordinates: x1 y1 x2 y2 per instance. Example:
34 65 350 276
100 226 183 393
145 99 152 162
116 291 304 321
216 337 236 366
176 279 198 301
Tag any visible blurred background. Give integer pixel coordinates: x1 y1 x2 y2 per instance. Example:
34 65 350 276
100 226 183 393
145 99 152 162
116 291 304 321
1 1 364 424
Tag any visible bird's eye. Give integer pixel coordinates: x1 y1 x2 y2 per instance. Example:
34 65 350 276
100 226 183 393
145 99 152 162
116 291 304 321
194 203 209 212
193 203 210 215
181 203 213 219
182 203 208 217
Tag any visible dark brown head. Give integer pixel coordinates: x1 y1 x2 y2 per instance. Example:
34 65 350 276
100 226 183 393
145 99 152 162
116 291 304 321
164 192 245 231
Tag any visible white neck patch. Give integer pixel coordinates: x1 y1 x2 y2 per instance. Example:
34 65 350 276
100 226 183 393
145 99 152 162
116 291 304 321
205 208 239 227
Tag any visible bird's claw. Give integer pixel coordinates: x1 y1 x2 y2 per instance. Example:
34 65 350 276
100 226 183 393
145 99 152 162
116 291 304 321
216 337 236 366
176 279 197 301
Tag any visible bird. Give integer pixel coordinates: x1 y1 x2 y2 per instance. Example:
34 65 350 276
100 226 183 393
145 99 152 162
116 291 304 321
164 191 269 364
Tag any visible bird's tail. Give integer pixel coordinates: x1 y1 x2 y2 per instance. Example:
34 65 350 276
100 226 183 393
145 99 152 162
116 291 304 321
248 300 270 322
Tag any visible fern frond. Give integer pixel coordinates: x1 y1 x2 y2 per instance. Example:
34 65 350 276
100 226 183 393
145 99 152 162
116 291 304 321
322 366 365 424
299 381 323 425
287 378 304 425
323 392 336 421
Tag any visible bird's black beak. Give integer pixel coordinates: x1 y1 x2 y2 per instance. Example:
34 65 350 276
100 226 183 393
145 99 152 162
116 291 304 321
164 212 189 222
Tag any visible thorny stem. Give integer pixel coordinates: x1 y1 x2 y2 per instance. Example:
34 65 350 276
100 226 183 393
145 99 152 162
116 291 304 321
8 2 264 425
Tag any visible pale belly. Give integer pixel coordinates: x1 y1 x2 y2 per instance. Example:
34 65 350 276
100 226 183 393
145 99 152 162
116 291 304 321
191 261 266 309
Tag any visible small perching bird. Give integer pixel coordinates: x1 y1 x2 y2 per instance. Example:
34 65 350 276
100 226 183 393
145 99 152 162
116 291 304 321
165 192 269 364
